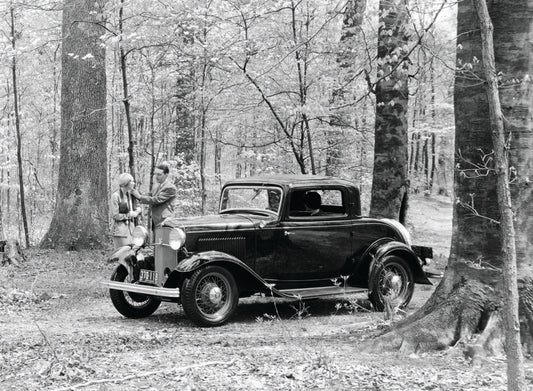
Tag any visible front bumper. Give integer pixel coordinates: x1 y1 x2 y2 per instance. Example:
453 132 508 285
101 281 180 298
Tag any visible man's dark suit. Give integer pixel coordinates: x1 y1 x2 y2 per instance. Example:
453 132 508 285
137 179 177 227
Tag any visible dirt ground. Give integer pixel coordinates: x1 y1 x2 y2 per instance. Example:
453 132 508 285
1 196 532 390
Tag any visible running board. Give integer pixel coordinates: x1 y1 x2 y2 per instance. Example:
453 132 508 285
101 281 181 298
276 285 367 299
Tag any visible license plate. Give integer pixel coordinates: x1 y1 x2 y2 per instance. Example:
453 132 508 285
139 269 158 283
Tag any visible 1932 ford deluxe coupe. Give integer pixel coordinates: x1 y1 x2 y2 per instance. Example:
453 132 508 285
103 175 433 326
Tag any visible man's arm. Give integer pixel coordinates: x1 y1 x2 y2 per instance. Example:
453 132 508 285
135 185 177 206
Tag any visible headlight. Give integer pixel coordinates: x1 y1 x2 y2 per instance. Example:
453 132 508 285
132 226 149 247
169 228 186 250
383 219 412 246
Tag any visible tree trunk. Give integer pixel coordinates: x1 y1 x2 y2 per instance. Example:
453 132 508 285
147 102 156 234
408 132 415 175
10 8 30 248
413 132 420 174
430 59 436 123
422 136 428 191
198 107 207 215
436 133 449 196
119 0 135 179
214 126 222 189
1 239 25 266
40 0 108 250
429 132 436 192
474 0 525 387
369 0 410 222
51 44 60 201
370 0 533 367
0 203 4 241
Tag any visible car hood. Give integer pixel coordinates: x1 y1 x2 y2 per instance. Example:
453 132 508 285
162 213 275 232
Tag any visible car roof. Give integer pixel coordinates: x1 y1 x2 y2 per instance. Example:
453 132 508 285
222 175 357 191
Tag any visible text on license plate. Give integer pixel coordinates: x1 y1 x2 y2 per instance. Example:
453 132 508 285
139 269 158 283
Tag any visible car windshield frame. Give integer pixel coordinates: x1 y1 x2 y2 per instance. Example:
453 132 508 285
219 185 284 216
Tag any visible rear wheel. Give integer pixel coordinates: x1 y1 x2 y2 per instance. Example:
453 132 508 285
369 255 414 311
109 267 161 318
181 266 238 327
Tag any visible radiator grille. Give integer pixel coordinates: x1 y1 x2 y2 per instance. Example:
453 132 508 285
197 236 246 259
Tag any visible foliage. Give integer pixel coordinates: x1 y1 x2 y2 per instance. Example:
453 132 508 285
0 0 456 243
171 155 203 216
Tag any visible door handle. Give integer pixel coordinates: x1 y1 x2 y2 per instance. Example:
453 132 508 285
284 231 294 236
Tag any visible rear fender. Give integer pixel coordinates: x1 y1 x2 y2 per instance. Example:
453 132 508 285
165 251 271 294
371 241 432 285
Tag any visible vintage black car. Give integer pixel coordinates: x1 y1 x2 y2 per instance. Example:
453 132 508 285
103 175 433 326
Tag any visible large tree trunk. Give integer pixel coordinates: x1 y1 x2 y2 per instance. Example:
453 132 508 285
370 0 533 360
498 0 533 358
475 0 525 386
369 0 410 223
40 0 108 250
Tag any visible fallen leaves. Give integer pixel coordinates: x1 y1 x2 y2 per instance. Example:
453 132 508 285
0 249 528 390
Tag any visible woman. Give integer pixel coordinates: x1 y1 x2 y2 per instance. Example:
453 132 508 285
111 173 141 248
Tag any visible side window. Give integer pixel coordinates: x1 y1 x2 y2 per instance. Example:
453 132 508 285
321 190 345 213
289 189 346 218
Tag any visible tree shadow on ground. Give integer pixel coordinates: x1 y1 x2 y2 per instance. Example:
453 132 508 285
144 295 373 327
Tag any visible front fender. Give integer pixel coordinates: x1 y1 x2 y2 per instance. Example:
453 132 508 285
176 250 244 273
371 241 432 285
108 245 134 262
169 251 273 294
108 246 136 279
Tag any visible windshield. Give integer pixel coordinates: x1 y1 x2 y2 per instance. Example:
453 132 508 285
220 186 282 215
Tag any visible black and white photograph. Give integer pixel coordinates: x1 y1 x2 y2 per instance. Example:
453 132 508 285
0 0 532 389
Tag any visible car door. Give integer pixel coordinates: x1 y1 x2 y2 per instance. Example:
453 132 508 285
274 187 353 280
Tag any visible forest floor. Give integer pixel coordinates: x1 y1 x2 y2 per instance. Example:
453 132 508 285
1 194 532 391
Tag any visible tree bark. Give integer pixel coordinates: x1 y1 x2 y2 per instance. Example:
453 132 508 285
0 198 4 241
10 8 30 248
1 239 25 266
422 136 428 191
429 132 436 192
370 0 533 370
408 132 415 175
214 126 222 188
474 0 526 387
41 0 108 250
119 0 135 179
369 0 410 222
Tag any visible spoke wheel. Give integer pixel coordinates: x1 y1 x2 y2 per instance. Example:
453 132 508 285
109 267 161 318
181 266 238 327
369 255 414 311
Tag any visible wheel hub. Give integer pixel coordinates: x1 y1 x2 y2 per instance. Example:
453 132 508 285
383 271 403 296
202 283 223 305
389 275 402 292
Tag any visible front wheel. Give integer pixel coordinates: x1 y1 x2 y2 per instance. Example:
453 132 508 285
369 255 414 311
109 267 161 318
181 266 238 327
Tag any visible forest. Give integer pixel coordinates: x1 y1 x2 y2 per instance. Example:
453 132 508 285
0 0 456 244
0 0 532 390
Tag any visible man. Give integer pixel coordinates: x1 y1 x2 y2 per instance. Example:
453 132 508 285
304 191 322 216
132 162 177 228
